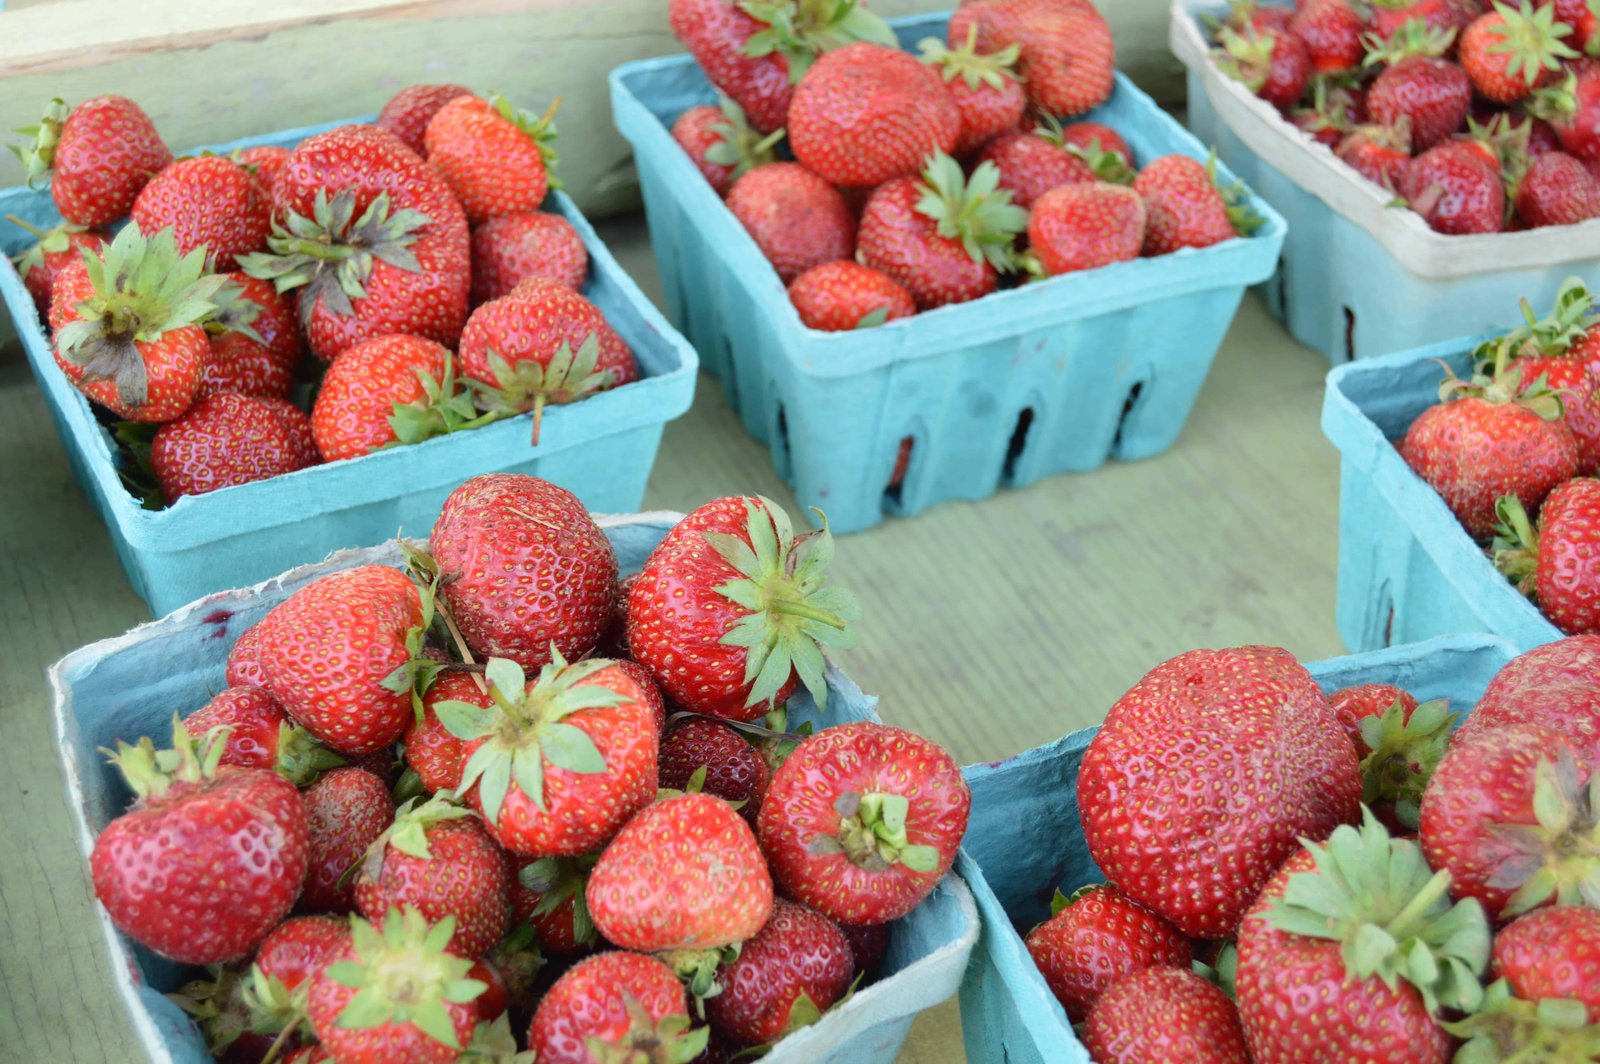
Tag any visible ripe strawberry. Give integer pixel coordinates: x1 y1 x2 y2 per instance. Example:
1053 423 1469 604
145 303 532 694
241 124 470 363
185 684 343 786
1235 813 1491 1062
512 853 598 954
920 25 1027 155
376 83 473 157
839 920 889 976
1337 124 1414 189
258 397 320 470
1454 634 1600 759
627 495 860 720
1513 147 1600 223
1401 140 1510 235
227 622 270 687
1214 24 1314 110
859 155 1028 309
1023 884 1192 1022
588 791 773 950
307 909 486 1063
1461 0 1578 102
758 721 968 926
1348 694 1455 831
1373 0 1486 44
301 766 394 912
91 720 310 964
440 654 659 856
470 212 588 304
724 162 855 284
948 0 1116 116
256 563 428 756
50 224 226 423
426 474 618 670
1055 120 1133 166
670 98 784 197
258 913 349 993
659 718 770 823
407 672 485 794
131 156 271 270
425 94 558 225
11 95 172 227
1365 22 1474 151
1026 182 1147 276
197 274 303 401
1085 966 1251 1064
976 130 1094 209
237 145 290 196
787 261 915 331
1291 0 1373 72
1079 645 1361 938
1493 905 1600 1019
706 898 853 1045
615 658 669 734
1509 354 1600 472
151 392 312 500
1496 480 1600 634
1543 59 1600 160
310 333 470 462
528 950 706 1064
1329 683 1421 754
6 216 106 318
1134 153 1261 256
1290 77 1369 145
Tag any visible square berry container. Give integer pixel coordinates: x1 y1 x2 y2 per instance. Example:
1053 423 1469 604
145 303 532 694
610 12 1286 534
1173 0 1600 364
48 511 979 1064
955 632 1518 1064
0 118 698 617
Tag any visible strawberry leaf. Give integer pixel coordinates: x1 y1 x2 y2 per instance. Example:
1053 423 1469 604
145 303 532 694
541 722 606 773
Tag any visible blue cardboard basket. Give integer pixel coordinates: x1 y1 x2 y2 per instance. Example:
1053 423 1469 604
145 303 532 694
1173 0 1600 365
610 13 1286 534
1 118 699 617
48 512 979 1064
1321 338 1562 652
955 632 1520 1064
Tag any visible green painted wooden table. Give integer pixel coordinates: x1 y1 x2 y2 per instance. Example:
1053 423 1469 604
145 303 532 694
0 216 1345 1062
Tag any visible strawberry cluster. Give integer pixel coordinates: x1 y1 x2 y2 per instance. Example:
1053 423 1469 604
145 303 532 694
87 474 971 1064
669 0 1261 333
1209 0 1600 233
1028 639 1600 1061
8 85 633 508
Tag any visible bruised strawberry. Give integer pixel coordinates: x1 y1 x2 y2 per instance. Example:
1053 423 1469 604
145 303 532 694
528 950 706 1064
13 95 172 227
659 718 770 824
706 898 853 1045
1025 884 1192 1022
377 83 473 157
300 766 394 912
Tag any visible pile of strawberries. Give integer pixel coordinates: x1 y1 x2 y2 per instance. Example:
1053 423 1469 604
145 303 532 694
8 85 631 506
1024 639 1600 1061
668 0 1261 332
1209 0 1600 233
87 473 970 1063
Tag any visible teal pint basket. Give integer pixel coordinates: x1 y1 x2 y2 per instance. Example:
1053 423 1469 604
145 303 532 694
610 12 1286 533
0 119 698 617
956 632 1520 1064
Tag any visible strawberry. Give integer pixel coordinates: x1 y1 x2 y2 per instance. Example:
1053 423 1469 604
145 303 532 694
975 130 1095 209
307 909 486 1063
425 94 558 226
1337 124 1414 189
1055 120 1133 166
1353 696 1455 832
245 914 352 1045
426 474 618 670
1291 0 1373 72
1235 813 1491 1062
1084 965 1250 1064
1134 154 1261 256
670 98 784 197
1373 0 1486 44
1446 973 1600 1058
1513 147 1600 222
919 24 1027 155
197 274 303 402
1290 77 1369 146
376 83 473 157
1026 182 1147 276
228 622 270 688
151 393 312 500
185 685 343 786
1364 21 1474 151
237 145 290 196
1079 646 1362 939
11 95 172 227
512 853 598 954
1214 24 1315 110
301 767 394 912
240 124 470 363
659 718 771 823
859 155 1028 309
627 495 860 720
438 654 659 856
1494 905 1600 1019
1542 59 1600 160
1402 138 1510 233
615 658 669 734
259 397 321 470
91 720 310 964
1419 723 1599 920
355 796 510 959
310 333 471 462
705 898 853 1045
758 721 968 926
6 216 106 318
131 156 271 270
1480 283 1600 470
407 672 485 794
1454 634 1600 759
167 963 303 1062
839 920 889 976
1545 0 1600 45
1461 0 1578 102
948 0 1116 116
527 950 706 1064
1496 480 1600 634
470 212 588 304
1329 683 1421 754
1023 884 1192 1022
724 162 855 284
787 261 915 331
50 224 226 423
587 789 773 958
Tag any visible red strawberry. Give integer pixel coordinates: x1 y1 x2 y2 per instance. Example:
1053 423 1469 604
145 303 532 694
307 910 485 1063
512 853 598 954
587 791 774 950
1078 646 1362 938
1291 0 1373 72
1365 22 1474 151
670 98 784 197
659 717 771 823
11 95 172 227
527 950 706 1064
1348 694 1455 832
240 124 470 363
1402 139 1510 232
470 212 588 304
1546 0 1600 45
1373 0 1486 44
1513 147 1600 223
1337 124 1414 189
197 274 303 402
706 898 853 1045
131 156 271 270
151 393 313 500
1217 0 1296 35
1214 24 1315 110
614 658 669 735
1508 352 1600 471
839 920 890 976
976 130 1094 209
257 914 349 991
258 397 320 470
1496 479 1600 634
6 216 106 318
627 495 860 720
300 766 394 913
227 622 270 688
376 83 473 157
1055 120 1133 165
1493 905 1600 1020
1329 683 1421 754
50 224 226 422
1134 153 1260 255
1454 634 1600 759
787 261 916 331
724 162 855 284
425 94 558 226
1461 0 1578 102
948 0 1116 117
1085 965 1250 1064
426 474 618 670
1290 77 1369 146
758 721 968 926
310 333 469 462
1543 59 1600 161
407 672 485 794
1027 181 1147 276
91 720 310 964
919 25 1027 155
237 145 290 196
185 685 343 786
1024 884 1192 1022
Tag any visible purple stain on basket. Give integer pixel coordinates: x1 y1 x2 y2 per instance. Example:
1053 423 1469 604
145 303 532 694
201 609 232 639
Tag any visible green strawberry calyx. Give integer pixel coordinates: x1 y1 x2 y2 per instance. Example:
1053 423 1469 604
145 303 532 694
1207 150 1267 237
274 720 347 789
388 349 500 448
438 650 632 826
461 1014 536 1064
1357 698 1454 831
703 96 785 180
102 714 230 800
1032 115 1136 186
705 496 862 711
54 224 228 411
1483 0 1579 88
8 97 67 188
1492 493 1542 595
328 910 486 1051
658 943 742 1012
488 93 562 189
809 790 941 874
204 277 268 345
1212 24 1279 95
519 854 599 949
1362 17 1456 66
381 553 451 722
1483 746 1600 917
6 213 88 276
1289 77 1361 144
1444 978 1600 1063
917 23 1021 91
1498 276 1597 361
740 0 898 83
582 993 708 1064
167 962 302 1056
1265 808 1491 1014
359 793 477 883
914 154 1028 272
469 333 614 446
1438 344 1565 420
